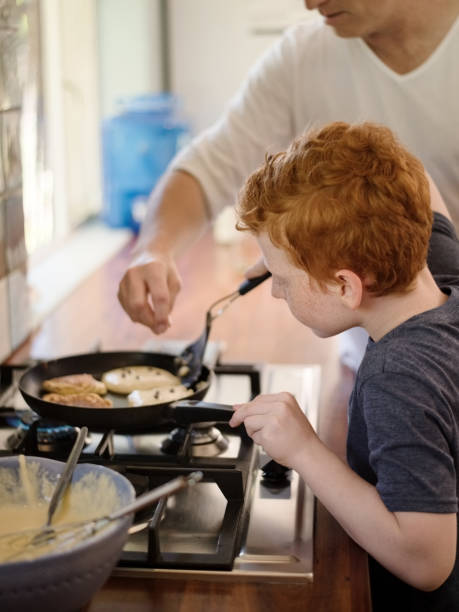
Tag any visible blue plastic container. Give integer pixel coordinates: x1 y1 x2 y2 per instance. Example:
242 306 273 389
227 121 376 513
102 93 190 231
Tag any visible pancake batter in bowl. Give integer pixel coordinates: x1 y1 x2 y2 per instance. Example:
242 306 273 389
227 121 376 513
0 456 122 562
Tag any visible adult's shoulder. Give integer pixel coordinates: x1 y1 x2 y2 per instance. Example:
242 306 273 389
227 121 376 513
242 18 329 81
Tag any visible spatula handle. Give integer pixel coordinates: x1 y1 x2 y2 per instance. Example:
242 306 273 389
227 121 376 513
238 271 271 295
109 472 203 521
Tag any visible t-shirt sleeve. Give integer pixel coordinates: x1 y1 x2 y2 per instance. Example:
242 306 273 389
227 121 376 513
360 372 457 513
168 27 300 217
428 212 459 288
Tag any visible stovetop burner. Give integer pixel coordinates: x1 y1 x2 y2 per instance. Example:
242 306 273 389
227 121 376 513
4 413 80 456
161 423 229 457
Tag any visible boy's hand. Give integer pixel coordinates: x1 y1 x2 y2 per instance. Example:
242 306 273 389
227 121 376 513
229 392 316 468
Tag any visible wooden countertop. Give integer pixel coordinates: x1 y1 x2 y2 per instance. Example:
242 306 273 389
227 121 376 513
8 230 371 612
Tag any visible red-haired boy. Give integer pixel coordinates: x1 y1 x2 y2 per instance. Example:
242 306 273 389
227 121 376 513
230 122 459 611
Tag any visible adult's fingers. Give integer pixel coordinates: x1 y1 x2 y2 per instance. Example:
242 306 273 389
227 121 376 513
118 258 179 333
166 261 182 315
118 267 157 330
143 264 173 334
145 261 182 333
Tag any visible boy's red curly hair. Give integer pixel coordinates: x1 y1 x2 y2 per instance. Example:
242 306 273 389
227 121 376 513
236 122 432 295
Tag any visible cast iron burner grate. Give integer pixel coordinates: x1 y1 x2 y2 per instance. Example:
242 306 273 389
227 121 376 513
96 429 258 571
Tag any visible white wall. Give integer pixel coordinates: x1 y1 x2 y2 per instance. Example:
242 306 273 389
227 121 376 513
97 0 163 118
40 0 103 233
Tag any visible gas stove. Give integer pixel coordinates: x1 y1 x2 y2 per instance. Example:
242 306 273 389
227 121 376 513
0 342 320 582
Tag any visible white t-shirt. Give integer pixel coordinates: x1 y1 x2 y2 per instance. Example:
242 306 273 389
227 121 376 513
172 17 459 227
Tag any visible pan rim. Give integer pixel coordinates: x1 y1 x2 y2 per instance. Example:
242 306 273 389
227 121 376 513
17 350 212 430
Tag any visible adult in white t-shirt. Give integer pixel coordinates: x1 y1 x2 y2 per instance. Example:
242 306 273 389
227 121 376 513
118 0 459 369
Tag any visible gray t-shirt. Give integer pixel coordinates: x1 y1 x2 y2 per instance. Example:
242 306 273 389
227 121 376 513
347 213 459 611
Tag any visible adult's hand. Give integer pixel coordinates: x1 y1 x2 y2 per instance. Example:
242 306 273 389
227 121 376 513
229 392 316 469
117 170 211 334
117 250 182 334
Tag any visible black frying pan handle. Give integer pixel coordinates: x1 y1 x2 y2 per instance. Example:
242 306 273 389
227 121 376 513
238 271 271 295
170 399 234 423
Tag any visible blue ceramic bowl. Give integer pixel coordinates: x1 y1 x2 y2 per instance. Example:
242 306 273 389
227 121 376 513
0 456 135 612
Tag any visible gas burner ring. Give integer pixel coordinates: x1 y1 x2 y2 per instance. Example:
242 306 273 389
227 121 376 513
8 419 89 455
161 424 229 457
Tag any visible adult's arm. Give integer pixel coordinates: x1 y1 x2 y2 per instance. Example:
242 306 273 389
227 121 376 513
118 26 301 332
117 170 209 333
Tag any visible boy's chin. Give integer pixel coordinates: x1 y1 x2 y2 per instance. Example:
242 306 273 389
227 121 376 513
311 324 350 339
311 328 336 339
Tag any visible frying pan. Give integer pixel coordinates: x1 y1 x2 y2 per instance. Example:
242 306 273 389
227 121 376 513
18 351 234 432
18 272 272 432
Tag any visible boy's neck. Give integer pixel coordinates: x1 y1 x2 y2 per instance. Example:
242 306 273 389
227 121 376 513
360 268 449 342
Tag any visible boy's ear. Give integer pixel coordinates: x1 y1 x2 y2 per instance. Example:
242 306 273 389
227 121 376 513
333 269 363 310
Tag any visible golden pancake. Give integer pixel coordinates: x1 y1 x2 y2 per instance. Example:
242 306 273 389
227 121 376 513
42 392 113 408
102 366 180 395
42 373 107 395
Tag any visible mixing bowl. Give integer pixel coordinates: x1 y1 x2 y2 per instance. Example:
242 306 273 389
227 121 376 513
0 455 135 612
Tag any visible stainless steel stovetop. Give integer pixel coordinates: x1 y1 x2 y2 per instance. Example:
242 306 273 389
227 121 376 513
0 342 320 583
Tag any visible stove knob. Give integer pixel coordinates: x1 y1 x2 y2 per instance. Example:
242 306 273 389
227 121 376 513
261 459 291 487
161 427 187 455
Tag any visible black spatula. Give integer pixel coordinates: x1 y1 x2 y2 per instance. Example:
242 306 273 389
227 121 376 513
177 271 271 388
